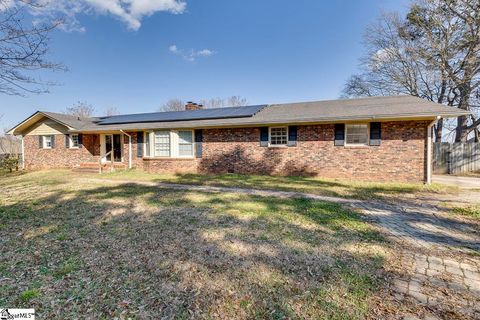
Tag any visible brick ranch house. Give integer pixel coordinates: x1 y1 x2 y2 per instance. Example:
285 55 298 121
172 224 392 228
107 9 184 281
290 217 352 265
7 96 469 183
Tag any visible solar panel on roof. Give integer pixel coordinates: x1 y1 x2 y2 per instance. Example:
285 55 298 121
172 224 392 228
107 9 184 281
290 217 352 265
96 105 266 125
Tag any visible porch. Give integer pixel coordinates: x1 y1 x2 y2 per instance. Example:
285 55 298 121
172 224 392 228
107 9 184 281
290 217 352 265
73 131 135 173
73 161 128 174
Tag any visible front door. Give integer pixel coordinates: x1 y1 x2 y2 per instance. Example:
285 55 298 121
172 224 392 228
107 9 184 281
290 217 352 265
105 134 122 162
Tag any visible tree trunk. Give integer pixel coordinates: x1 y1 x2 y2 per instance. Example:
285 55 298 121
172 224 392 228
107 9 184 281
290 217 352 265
434 118 443 142
454 86 471 142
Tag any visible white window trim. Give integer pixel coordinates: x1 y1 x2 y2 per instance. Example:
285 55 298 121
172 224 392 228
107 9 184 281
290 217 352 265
153 130 171 158
144 130 195 159
69 134 79 149
144 131 151 157
177 130 195 158
345 123 370 146
268 126 289 147
42 135 52 149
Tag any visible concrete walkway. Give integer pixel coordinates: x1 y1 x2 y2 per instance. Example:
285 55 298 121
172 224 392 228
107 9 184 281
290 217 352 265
433 174 480 189
85 177 480 318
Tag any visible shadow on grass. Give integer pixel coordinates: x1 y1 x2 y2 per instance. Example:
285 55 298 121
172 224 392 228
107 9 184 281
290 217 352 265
0 180 392 319
148 171 442 200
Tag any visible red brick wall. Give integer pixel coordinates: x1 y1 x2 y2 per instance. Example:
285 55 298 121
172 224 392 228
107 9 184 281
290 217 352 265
23 134 100 169
23 121 429 182
143 158 198 173
197 121 428 182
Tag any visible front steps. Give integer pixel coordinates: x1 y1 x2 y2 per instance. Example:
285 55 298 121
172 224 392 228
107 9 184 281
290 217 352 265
73 162 127 174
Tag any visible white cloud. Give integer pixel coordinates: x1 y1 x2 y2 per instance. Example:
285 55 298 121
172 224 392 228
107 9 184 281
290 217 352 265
169 45 179 53
6 0 187 31
197 49 213 57
169 44 215 62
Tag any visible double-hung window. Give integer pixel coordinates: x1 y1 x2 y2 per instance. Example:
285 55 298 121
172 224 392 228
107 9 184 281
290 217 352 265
70 134 79 148
178 131 194 157
154 131 170 157
145 130 195 158
269 127 288 146
345 124 369 146
43 135 52 149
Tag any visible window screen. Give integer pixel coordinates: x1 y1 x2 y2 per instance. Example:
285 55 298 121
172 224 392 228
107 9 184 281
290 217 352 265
178 131 193 157
270 127 288 145
43 136 52 149
346 124 368 145
154 131 170 157
71 134 79 148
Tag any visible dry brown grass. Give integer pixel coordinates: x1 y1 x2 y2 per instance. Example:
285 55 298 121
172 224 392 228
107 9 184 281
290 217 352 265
0 171 405 319
99 169 458 200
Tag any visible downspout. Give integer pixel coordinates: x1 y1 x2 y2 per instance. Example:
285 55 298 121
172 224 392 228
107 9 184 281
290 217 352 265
426 116 440 184
120 130 132 169
21 135 25 170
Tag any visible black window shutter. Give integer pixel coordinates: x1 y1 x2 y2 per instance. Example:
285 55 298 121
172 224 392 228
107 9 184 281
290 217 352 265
195 129 203 158
370 122 381 146
287 126 297 146
39 136 43 148
334 124 345 146
65 134 70 148
78 134 83 148
137 132 143 157
260 127 269 147
51 135 55 148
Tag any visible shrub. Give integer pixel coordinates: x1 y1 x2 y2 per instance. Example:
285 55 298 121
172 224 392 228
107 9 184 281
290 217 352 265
0 155 19 172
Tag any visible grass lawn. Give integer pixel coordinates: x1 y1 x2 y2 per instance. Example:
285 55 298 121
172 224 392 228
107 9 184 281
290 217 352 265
0 170 394 319
451 205 480 219
99 169 456 200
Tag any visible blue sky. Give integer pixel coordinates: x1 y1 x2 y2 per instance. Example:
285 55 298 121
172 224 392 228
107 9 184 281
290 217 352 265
1 0 409 130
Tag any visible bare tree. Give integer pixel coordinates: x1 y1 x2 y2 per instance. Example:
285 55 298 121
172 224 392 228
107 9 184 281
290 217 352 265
65 101 95 118
104 106 120 116
159 98 185 112
342 0 480 142
0 0 64 96
200 96 248 108
159 96 249 112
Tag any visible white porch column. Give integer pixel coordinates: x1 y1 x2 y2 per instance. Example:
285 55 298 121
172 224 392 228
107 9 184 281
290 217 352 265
120 130 132 169
21 135 25 170
426 117 440 184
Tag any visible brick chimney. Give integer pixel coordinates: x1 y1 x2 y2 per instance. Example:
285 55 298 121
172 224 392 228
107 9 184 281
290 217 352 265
185 101 203 111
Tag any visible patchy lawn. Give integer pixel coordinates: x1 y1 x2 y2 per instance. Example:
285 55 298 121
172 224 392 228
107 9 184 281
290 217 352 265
99 169 457 200
0 170 397 319
451 205 480 219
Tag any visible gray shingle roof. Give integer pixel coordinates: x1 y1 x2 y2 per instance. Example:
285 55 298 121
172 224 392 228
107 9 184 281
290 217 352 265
41 111 97 129
8 95 471 135
71 95 469 132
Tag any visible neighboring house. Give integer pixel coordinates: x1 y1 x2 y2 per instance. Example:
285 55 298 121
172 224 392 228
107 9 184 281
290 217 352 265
7 96 469 183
